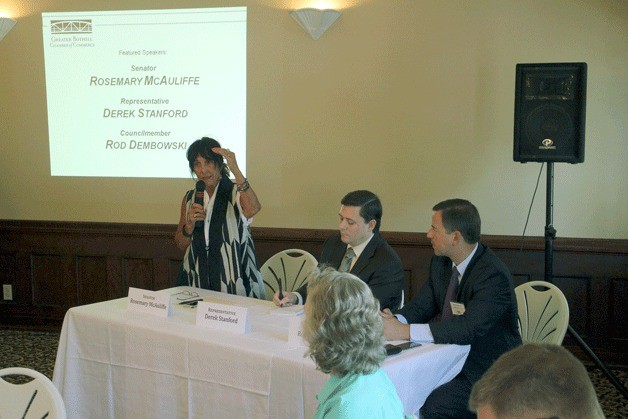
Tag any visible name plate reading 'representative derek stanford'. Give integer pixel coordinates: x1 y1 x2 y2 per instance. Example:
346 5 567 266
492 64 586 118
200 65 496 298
195 300 250 334
127 287 172 318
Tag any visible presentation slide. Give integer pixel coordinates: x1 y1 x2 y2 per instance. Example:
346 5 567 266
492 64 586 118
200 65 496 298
41 7 247 178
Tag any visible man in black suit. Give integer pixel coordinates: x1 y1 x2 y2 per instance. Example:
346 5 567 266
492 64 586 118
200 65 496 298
272 190 404 310
382 198 521 419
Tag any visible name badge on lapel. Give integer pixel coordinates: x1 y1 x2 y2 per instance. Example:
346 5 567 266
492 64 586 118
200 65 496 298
451 302 466 316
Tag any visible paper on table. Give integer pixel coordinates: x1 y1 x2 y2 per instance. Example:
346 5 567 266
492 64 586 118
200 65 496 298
203 297 238 305
271 305 304 316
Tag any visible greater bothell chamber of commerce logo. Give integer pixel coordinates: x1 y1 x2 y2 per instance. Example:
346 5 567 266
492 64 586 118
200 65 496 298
51 19 92 34
49 19 95 47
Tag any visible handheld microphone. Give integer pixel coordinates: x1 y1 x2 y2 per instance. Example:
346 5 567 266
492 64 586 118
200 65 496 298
194 180 206 229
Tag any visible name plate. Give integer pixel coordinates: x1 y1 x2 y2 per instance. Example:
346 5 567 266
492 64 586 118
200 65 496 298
127 287 172 317
288 313 306 346
195 300 250 334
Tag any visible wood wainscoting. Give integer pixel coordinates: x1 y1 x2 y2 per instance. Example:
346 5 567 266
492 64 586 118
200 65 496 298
1 220 626 363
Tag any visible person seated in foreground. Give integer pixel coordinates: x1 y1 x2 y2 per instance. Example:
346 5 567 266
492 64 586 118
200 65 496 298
469 343 605 419
303 266 413 419
274 190 404 310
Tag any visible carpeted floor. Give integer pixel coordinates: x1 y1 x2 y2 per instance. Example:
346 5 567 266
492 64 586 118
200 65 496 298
1 329 626 417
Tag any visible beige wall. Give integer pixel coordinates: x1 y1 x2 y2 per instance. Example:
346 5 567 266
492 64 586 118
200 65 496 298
0 0 626 239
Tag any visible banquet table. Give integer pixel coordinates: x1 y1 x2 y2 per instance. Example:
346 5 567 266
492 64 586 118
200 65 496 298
53 287 469 418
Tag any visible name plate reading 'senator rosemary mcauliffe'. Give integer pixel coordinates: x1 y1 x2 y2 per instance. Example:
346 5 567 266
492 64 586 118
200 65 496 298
127 287 172 318
195 300 250 334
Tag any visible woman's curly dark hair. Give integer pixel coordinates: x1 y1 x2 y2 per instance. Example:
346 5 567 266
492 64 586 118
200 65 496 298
186 137 230 178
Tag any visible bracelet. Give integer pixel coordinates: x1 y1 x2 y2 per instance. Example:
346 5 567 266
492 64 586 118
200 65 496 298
236 178 250 192
182 225 193 238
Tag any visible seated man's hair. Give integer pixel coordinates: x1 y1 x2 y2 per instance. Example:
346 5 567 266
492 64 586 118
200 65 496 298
433 198 481 244
341 190 383 232
469 343 605 418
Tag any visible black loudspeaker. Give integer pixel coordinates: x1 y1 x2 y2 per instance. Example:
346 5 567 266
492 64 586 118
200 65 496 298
514 62 587 163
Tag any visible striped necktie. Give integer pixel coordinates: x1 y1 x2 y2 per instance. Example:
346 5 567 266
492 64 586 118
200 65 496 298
339 247 355 272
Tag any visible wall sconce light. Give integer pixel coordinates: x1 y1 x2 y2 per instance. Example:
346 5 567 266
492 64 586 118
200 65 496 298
290 8 341 40
0 17 17 41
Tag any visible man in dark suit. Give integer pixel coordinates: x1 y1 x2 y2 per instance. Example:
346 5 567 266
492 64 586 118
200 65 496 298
382 198 521 419
273 190 404 310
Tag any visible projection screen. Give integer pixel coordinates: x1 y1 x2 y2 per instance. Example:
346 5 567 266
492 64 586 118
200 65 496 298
42 7 247 178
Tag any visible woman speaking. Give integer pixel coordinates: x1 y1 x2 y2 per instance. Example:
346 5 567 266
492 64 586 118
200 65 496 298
175 137 265 299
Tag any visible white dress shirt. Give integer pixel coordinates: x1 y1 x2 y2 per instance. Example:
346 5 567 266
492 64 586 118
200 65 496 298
398 243 479 342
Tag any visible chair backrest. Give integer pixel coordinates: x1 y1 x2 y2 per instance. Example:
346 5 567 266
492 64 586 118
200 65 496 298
0 367 67 419
515 280 569 345
260 249 318 301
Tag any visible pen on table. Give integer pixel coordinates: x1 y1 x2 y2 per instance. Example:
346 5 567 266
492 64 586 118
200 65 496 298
179 298 203 306
278 279 283 307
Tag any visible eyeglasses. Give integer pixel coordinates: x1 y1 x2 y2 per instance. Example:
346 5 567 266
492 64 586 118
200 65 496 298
171 290 200 301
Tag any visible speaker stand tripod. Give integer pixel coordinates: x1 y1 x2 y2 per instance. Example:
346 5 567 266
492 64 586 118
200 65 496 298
543 162 627 399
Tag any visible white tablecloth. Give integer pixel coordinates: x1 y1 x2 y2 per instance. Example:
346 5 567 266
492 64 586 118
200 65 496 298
53 287 469 418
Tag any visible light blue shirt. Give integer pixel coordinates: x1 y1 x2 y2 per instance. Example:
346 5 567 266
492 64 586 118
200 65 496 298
314 369 411 419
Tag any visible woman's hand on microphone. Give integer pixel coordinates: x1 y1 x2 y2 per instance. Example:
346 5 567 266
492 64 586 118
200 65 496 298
187 203 206 227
